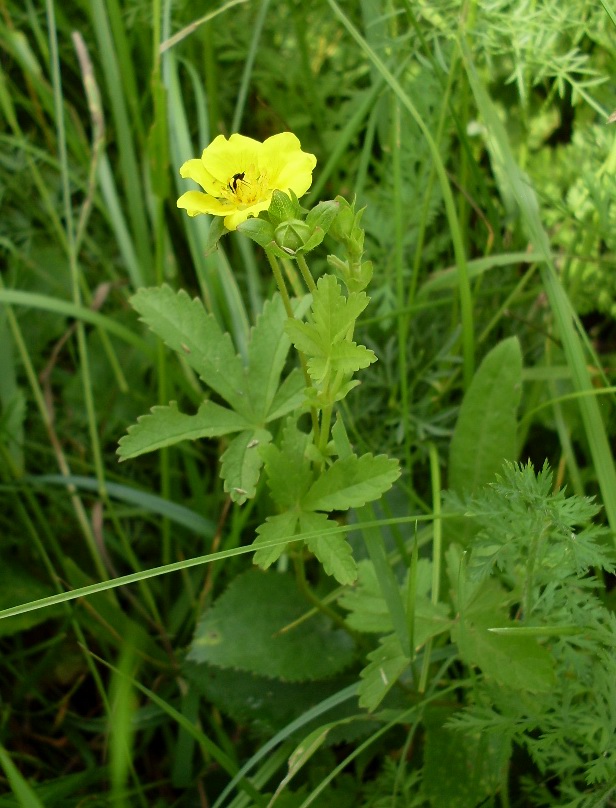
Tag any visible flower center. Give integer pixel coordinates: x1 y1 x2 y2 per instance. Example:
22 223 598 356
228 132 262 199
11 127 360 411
222 168 269 207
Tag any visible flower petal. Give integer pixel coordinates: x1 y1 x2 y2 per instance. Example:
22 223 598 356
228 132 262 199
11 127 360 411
179 159 221 196
224 198 272 230
261 132 316 197
200 133 263 183
177 190 233 217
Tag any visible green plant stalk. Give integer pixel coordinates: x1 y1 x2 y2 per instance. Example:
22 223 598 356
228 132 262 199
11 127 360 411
0 514 445 622
292 554 352 636
389 96 412 483
419 443 442 693
295 253 318 294
265 247 320 441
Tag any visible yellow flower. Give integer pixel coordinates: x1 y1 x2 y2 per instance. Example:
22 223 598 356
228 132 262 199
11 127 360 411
177 132 317 231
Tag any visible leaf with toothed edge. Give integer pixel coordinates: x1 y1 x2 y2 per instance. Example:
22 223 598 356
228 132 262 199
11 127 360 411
117 400 251 461
220 428 272 504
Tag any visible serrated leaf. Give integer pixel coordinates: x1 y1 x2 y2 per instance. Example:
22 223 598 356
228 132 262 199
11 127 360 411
285 276 374 385
303 453 400 512
130 286 246 413
261 420 314 509
117 400 251 460
266 368 305 421
340 560 452 645
449 337 522 495
188 571 355 681
312 275 370 342
246 296 293 419
307 341 376 382
220 428 271 504
452 618 555 692
253 512 300 568
300 511 357 585
358 634 409 711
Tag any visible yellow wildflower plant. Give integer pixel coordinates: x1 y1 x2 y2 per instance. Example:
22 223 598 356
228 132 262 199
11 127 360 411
177 132 317 231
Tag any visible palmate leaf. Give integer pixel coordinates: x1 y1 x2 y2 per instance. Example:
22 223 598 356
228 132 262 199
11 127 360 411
302 453 400 512
220 428 272 504
311 274 370 342
261 420 314 510
266 368 305 421
130 285 247 414
117 400 251 460
307 341 376 382
188 570 355 681
285 275 375 382
246 295 309 421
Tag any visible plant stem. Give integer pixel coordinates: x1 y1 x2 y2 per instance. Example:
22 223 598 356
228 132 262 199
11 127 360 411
265 247 320 441
296 253 317 294
293 553 352 635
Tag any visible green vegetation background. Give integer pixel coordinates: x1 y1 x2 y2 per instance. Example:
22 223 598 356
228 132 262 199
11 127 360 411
2 1 616 806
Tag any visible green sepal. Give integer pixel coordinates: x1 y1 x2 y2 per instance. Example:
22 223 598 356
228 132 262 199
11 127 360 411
204 215 229 255
236 216 276 249
267 189 304 227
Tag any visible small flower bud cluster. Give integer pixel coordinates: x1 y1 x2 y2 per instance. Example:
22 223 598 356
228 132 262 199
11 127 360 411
326 197 372 293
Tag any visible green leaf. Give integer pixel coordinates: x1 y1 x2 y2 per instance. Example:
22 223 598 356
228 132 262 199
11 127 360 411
300 511 357 585
302 453 400 512
246 295 294 419
130 285 246 413
305 199 340 234
187 571 355 681
204 215 228 255
220 428 272 504
0 562 62 637
262 420 314 509
285 275 375 384
311 274 370 342
449 336 523 495
452 618 555 692
117 400 250 460
423 708 510 808
252 511 299 569
185 662 361 739
307 340 376 383
236 216 276 249
340 560 452 646
358 634 409 711
266 368 305 421
0 745 45 808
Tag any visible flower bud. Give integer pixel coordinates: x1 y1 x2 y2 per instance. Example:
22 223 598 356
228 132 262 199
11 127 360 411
274 219 312 253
